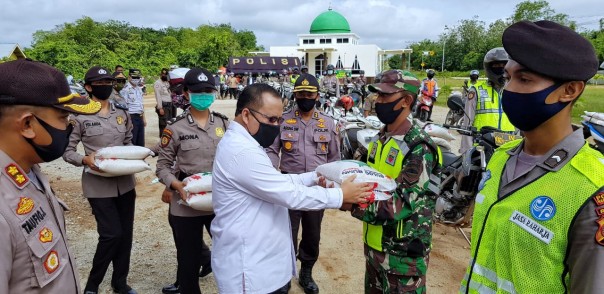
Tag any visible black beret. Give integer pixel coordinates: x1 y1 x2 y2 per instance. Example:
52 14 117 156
85 66 114 84
184 68 216 92
503 20 598 81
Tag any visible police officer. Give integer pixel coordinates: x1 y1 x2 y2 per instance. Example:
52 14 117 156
0 59 100 293
460 20 604 294
321 64 340 102
63 66 138 294
111 71 128 106
267 73 340 294
120 69 146 147
460 48 516 153
349 70 440 294
156 67 229 294
155 68 174 136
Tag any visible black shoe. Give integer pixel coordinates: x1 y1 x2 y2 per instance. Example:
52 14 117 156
112 285 137 294
299 263 319 294
199 262 213 278
161 282 180 294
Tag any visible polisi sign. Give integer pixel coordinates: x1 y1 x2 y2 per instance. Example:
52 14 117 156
228 56 301 73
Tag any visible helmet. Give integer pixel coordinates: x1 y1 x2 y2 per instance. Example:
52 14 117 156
470 70 479 76
483 47 508 87
301 65 309 73
426 69 435 79
359 70 365 75
292 66 299 73
326 64 335 71
337 95 354 110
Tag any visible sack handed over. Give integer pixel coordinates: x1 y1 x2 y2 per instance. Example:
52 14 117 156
86 159 151 177
316 160 396 201
179 192 213 212
95 146 154 160
183 172 212 193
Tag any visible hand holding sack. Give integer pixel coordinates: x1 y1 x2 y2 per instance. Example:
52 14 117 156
316 160 397 207
85 146 153 177
179 172 213 211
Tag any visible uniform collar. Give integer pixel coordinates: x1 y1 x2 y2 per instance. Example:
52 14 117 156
0 150 31 190
185 109 214 130
507 128 585 171
380 116 413 141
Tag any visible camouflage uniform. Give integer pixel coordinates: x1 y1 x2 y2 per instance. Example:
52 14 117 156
352 119 439 294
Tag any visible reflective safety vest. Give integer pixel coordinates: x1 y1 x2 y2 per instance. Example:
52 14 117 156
460 140 604 293
291 74 299 84
471 83 515 132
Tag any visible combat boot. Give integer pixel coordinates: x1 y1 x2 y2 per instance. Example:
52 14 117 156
298 262 319 294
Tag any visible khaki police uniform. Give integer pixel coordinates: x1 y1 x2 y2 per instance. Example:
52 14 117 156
62 100 137 292
363 93 378 117
321 75 340 98
155 79 174 136
156 109 228 294
267 107 340 266
0 150 80 294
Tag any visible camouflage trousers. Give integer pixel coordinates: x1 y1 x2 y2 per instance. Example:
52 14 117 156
364 244 427 294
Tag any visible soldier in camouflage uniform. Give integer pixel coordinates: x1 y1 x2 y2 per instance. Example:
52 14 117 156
348 70 440 294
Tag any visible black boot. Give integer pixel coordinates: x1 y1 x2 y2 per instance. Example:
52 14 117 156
298 262 319 294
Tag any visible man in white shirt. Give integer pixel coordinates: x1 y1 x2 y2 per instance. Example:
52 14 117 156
211 83 372 294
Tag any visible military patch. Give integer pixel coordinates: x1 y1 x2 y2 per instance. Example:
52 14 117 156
596 207 604 218
593 192 604 206
596 218 604 246
44 251 60 274
321 143 327 152
285 133 294 139
386 147 399 166
286 118 297 125
317 122 325 128
116 116 124 125
467 91 475 100
399 158 423 186
368 145 377 163
16 197 34 215
284 141 293 151
5 163 29 188
39 227 53 243
530 196 556 221
319 135 326 141
160 129 173 148
318 118 325 123
215 127 225 138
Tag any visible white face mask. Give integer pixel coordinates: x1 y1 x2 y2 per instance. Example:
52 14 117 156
131 78 141 84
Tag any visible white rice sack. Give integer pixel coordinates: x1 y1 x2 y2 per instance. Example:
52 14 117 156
424 124 456 141
183 172 212 193
431 137 452 151
584 111 604 122
95 146 154 160
181 192 214 211
86 159 151 177
316 160 396 201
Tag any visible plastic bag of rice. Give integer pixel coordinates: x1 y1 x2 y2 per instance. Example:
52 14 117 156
179 192 213 211
316 160 396 201
95 146 154 160
183 172 212 193
86 158 151 177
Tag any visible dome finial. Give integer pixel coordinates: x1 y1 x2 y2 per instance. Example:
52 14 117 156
328 1 332 10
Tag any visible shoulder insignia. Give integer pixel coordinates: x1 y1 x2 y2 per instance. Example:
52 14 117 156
467 91 475 100
167 113 187 125
186 113 194 124
16 197 34 215
215 127 225 138
160 129 173 148
116 116 124 125
212 111 229 121
295 110 300 117
285 118 297 125
4 163 29 189
544 149 568 169
313 112 319 119
114 102 128 110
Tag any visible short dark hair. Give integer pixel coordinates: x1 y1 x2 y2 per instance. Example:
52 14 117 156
115 65 123 70
235 84 280 116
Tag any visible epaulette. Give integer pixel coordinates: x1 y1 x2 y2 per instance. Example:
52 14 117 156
167 112 187 125
211 111 229 121
114 102 128 110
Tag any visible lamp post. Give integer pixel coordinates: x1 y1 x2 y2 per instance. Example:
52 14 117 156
441 26 449 72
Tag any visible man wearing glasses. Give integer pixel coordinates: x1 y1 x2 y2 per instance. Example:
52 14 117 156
267 74 340 294
211 83 373 294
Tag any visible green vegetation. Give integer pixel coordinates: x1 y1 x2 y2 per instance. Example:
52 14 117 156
573 86 604 123
23 17 262 80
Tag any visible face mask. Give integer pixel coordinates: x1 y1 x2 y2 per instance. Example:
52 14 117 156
190 92 215 111
114 82 125 92
375 97 404 125
90 85 114 100
501 83 565 131
427 74 434 79
160 75 168 81
131 78 141 85
491 67 504 75
327 70 334 75
249 112 280 148
26 116 73 162
296 98 316 113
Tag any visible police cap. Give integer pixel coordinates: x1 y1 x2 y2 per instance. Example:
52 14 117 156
85 66 114 84
502 20 598 81
184 68 216 92
293 73 319 92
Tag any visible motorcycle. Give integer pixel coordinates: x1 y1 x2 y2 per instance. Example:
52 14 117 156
346 83 364 108
445 91 466 127
581 111 604 154
416 94 434 122
338 110 383 160
281 83 294 111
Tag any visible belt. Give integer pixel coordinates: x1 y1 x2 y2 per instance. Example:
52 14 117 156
130 113 143 117
162 102 172 107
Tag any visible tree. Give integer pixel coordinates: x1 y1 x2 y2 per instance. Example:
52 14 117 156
510 0 575 27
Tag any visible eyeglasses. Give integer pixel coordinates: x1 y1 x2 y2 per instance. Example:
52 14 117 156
248 108 283 124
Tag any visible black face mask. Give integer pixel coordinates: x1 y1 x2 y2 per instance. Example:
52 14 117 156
90 85 114 100
249 112 280 148
375 97 404 125
26 116 73 162
296 98 316 113
161 75 168 81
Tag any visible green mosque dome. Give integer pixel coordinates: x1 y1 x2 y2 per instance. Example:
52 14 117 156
309 9 351 34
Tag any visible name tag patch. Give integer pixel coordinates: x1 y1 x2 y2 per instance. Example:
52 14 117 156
510 210 554 244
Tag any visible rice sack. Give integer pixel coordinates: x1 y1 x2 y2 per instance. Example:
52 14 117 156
86 158 151 177
95 146 154 160
182 172 212 193
179 192 214 212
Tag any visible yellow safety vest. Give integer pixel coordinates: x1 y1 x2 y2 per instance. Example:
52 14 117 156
471 83 515 132
461 140 604 293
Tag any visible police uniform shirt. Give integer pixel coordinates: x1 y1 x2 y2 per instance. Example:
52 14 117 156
119 82 144 115
499 129 604 292
63 101 136 198
363 93 378 116
321 75 340 97
0 151 80 293
156 110 229 217
153 79 172 107
267 108 340 174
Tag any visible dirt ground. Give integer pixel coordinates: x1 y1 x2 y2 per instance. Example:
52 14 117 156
40 95 470 293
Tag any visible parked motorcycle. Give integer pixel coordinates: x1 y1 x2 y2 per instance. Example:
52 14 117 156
445 91 466 127
338 110 383 160
416 94 434 122
582 111 604 154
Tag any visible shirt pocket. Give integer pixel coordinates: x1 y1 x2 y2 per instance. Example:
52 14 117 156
23 218 65 288
280 131 299 153
181 139 202 151
314 133 331 155
84 125 104 137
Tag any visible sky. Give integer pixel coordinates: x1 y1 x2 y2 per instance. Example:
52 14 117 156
0 0 602 50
